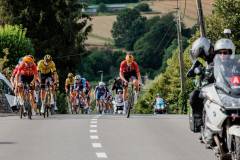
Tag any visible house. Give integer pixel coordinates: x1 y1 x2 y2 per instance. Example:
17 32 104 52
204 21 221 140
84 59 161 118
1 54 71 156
82 4 127 14
107 4 127 12
82 5 98 15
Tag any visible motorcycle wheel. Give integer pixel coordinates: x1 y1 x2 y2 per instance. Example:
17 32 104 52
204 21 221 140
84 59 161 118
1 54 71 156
232 136 240 160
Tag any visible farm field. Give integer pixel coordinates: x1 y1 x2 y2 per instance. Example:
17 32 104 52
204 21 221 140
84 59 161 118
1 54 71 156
86 0 214 45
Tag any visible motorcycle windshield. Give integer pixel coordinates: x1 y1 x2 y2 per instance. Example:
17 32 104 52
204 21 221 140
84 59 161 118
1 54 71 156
214 54 240 97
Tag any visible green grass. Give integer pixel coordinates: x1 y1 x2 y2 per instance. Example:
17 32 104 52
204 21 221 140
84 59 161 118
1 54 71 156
89 33 114 44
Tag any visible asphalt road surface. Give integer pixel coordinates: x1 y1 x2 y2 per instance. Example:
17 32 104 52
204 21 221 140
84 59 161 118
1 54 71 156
0 114 215 160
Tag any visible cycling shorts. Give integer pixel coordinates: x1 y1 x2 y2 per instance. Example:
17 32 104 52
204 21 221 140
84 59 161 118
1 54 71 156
40 73 53 89
20 75 34 90
123 70 137 82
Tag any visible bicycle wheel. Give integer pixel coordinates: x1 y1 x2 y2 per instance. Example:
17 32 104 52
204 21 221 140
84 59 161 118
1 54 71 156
24 101 32 120
43 91 51 118
127 84 134 118
20 105 23 119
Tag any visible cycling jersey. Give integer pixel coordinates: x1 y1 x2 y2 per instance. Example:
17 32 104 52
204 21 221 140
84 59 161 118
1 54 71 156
74 78 86 91
37 60 56 74
120 60 140 75
120 60 140 82
65 77 74 93
95 86 108 100
17 62 38 76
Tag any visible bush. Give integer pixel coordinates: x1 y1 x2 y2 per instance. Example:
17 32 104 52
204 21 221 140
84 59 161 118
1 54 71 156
56 91 68 114
134 3 151 12
98 3 107 12
0 25 34 66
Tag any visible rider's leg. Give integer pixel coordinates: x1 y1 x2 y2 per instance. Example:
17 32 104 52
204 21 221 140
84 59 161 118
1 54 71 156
133 79 139 92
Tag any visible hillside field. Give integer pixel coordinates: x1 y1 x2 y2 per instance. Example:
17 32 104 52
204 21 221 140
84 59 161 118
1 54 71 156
86 0 214 45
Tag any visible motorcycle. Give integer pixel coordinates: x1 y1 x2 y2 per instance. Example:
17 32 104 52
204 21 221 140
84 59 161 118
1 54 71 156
188 54 240 160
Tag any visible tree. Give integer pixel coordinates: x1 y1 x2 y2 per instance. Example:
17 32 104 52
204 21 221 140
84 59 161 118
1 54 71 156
133 13 177 74
98 3 107 12
111 8 146 50
0 0 92 88
0 25 34 66
134 3 151 12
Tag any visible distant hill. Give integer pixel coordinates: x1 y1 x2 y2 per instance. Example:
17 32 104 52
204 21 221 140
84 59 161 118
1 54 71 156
86 0 214 46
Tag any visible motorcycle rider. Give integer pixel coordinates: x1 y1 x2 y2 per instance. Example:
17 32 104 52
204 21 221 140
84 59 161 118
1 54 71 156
188 37 215 133
188 36 236 146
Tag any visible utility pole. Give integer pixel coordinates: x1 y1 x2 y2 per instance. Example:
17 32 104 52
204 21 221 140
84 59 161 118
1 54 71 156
176 7 186 113
98 70 103 81
196 0 206 37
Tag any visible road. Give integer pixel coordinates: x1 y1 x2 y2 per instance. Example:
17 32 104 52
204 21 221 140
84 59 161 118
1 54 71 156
0 114 215 160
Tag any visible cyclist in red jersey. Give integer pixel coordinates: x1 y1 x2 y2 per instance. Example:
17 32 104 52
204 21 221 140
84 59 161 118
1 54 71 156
15 55 39 113
119 53 141 102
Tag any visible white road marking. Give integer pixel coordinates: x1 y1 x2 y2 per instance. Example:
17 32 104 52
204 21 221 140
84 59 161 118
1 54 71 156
96 152 108 158
90 129 97 133
92 143 102 148
90 135 99 140
90 125 97 128
90 121 98 124
91 119 98 121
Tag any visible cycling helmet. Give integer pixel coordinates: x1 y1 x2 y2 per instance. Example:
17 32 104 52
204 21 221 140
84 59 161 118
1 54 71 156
125 54 134 64
68 73 74 78
99 81 105 86
22 56 34 63
214 38 235 54
74 75 81 80
191 37 211 60
44 54 52 62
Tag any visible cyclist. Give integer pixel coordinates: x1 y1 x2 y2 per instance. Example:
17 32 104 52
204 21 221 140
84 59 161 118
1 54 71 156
15 55 39 115
73 75 88 108
85 80 91 110
105 90 113 113
94 82 108 113
65 73 74 112
153 93 165 114
112 77 124 94
10 57 23 95
37 54 58 113
119 53 141 107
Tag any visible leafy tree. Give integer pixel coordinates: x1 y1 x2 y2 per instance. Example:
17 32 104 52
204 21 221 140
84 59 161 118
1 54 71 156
133 13 177 74
78 49 125 82
111 8 146 50
98 3 107 12
0 0 92 88
0 25 34 66
134 3 151 12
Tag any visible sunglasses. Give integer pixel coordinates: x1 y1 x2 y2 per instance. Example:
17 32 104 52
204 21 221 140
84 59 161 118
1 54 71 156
218 50 230 55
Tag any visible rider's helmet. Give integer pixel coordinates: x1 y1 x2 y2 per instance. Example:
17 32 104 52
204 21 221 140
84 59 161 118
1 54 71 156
26 55 35 62
74 75 81 80
44 54 52 64
191 37 212 61
214 38 235 55
156 93 160 97
68 73 74 78
99 81 105 87
22 56 34 64
125 53 134 65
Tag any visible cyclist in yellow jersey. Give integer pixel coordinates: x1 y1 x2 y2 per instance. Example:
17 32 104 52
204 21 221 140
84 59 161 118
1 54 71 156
37 54 58 113
65 73 74 113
